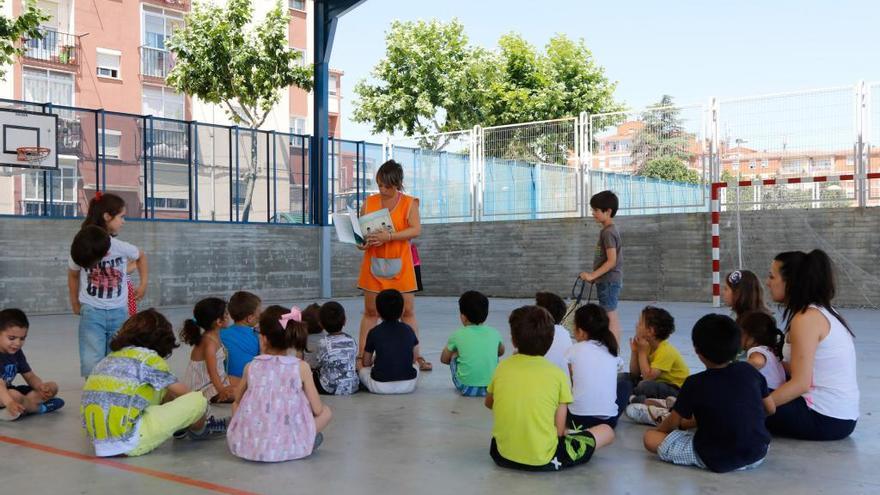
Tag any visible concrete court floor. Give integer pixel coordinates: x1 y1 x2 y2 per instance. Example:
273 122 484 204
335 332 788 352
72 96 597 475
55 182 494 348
0 297 877 495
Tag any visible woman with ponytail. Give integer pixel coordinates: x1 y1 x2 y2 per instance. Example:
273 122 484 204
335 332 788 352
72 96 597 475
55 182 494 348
764 249 859 440
227 305 332 462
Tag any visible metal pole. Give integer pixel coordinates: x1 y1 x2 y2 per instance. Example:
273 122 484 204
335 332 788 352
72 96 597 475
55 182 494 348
193 122 200 221
149 117 155 219
187 121 194 221
142 116 148 219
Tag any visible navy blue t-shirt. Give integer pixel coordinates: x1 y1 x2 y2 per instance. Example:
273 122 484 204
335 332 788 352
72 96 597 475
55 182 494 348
673 361 771 473
364 320 419 382
1 350 31 386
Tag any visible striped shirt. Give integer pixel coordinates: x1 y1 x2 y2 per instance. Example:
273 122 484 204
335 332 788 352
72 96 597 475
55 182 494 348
80 346 177 456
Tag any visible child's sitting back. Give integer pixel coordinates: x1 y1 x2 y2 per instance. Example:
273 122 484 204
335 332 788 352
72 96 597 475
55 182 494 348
643 314 773 473
486 306 614 472
359 290 420 395
440 290 504 397
181 297 234 403
228 305 332 462
220 291 262 387
0 309 63 421
535 292 573 379
314 301 358 395
739 311 786 389
301 303 325 369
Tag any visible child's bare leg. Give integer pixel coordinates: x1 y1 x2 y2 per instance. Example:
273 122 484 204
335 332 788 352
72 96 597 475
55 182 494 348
607 310 622 346
314 405 333 432
20 390 46 413
228 376 241 389
2 389 26 417
586 424 615 449
643 429 668 453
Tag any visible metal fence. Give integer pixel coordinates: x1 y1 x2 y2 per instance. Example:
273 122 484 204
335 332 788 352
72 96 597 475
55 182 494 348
2 81 878 226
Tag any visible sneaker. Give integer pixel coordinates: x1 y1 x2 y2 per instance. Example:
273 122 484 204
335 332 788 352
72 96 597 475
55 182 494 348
172 428 189 440
0 408 21 421
625 403 668 426
188 416 228 440
37 398 65 415
312 432 324 452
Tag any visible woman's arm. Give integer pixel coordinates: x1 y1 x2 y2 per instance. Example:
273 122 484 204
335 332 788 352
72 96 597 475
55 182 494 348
371 198 422 244
769 310 825 408
134 250 148 300
361 351 374 368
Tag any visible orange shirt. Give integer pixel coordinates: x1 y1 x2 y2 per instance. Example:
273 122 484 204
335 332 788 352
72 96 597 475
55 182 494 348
357 193 418 293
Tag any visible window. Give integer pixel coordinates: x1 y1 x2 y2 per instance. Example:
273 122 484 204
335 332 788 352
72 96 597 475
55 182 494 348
22 164 77 216
96 48 121 79
812 157 833 170
289 0 306 11
142 85 184 120
100 130 121 159
732 160 740 170
782 159 806 173
23 67 73 106
233 180 247 205
621 156 633 166
143 6 183 50
329 74 338 96
146 197 188 210
762 159 769 168
619 140 630 152
293 48 307 67
749 160 757 170
290 116 307 135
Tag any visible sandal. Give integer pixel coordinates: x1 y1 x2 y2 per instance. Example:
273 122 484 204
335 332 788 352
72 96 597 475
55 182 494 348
417 356 433 372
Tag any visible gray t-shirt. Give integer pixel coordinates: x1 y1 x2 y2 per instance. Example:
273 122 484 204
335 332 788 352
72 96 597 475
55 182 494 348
593 224 622 283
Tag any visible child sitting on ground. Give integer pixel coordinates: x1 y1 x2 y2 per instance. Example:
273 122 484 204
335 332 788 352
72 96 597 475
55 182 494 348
301 303 325 369
0 309 64 420
643 314 774 473
228 306 332 462
535 292 573 380
566 304 625 430
739 311 786 390
81 309 227 457
182 297 234 403
221 291 261 388
314 302 359 395
622 306 690 425
359 290 420 394
486 305 614 471
440 291 504 397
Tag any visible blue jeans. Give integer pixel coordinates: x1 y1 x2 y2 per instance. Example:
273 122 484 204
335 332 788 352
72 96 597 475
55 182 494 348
596 281 622 311
450 359 488 397
79 304 128 377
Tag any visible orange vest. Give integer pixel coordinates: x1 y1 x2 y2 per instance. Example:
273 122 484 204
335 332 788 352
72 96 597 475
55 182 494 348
357 193 418 293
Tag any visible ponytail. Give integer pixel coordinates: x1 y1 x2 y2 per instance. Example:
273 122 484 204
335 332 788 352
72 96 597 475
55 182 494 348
259 305 308 352
574 304 619 357
774 249 852 336
739 311 785 360
82 192 126 230
181 297 228 346
180 319 203 347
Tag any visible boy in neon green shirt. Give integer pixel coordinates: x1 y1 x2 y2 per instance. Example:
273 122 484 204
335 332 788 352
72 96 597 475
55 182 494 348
485 305 615 471
441 291 504 397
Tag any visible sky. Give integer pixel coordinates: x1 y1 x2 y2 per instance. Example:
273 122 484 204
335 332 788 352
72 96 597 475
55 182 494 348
329 0 879 142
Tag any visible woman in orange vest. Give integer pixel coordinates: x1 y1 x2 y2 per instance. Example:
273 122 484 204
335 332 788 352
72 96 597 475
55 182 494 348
356 160 432 371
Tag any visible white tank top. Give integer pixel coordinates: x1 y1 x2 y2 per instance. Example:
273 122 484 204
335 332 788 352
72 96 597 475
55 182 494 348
747 346 786 390
782 305 859 420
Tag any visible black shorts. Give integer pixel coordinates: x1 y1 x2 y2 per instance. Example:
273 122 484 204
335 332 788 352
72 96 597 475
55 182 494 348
0 385 33 405
490 431 596 472
414 265 423 292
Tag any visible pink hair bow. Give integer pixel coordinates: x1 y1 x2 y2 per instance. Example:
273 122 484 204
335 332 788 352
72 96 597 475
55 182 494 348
279 306 302 328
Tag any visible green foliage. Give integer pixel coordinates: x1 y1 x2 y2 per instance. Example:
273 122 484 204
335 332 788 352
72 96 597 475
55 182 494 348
352 19 623 150
0 0 50 78
166 0 312 222
640 155 701 184
631 95 695 174
166 0 312 129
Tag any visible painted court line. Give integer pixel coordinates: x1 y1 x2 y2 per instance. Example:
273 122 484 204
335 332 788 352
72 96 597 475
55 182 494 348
0 434 260 495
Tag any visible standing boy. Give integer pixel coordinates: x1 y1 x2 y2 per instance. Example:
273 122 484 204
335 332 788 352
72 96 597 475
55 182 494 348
580 190 623 344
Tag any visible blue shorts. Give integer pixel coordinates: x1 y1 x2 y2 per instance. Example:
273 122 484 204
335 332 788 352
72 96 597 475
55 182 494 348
596 281 622 311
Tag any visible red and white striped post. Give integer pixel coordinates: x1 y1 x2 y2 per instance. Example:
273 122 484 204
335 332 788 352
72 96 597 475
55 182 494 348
710 173 879 307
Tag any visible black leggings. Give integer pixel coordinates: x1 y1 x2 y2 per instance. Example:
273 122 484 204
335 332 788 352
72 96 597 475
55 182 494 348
766 397 856 441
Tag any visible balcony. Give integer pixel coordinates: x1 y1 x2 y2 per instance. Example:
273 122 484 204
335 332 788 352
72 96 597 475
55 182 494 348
59 117 82 156
141 127 189 162
140 46 174 80
22 28 80 66
142 0 190 11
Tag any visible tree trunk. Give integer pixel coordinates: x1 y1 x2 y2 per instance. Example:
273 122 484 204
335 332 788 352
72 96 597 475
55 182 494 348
240 131 259 222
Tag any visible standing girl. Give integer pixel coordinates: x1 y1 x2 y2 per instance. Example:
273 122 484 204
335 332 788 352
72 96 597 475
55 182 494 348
566 304 625 429
181 297 234 403
227 306 333 462
739 311 786 390
721 270 771 323
68 192 148 377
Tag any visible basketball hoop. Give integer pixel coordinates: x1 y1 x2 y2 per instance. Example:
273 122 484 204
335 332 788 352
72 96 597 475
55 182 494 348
16 146 51 168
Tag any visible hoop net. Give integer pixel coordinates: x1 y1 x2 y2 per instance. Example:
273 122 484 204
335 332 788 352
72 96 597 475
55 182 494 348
17 147 50 168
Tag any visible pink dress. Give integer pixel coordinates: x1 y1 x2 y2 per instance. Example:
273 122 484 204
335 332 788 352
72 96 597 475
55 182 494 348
227 354 317 462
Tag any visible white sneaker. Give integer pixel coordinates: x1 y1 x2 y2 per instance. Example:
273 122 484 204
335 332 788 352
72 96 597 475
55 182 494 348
625 403 668 426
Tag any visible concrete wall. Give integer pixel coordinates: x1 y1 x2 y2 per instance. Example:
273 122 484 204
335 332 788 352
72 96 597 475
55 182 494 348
332 208 880 308
0 218 321 314
3 207 879 315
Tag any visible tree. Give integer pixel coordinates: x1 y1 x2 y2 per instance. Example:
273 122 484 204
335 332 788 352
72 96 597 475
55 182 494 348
352 19 623 154
0 0 49 78
640 155 701 184
166 0 312 221
631 95 695 175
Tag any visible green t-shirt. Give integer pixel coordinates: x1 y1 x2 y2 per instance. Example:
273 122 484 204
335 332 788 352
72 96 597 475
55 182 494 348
488 354 572 466
447 324 502 387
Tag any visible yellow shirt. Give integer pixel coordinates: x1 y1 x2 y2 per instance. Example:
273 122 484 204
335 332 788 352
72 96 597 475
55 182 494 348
488 354 572 466
650 340 690 388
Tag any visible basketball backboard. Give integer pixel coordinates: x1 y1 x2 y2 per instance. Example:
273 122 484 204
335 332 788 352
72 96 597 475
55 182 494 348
0 108 58 170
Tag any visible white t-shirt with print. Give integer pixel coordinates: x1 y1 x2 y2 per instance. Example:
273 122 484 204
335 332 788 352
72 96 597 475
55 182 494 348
565 340 621 417
68 237 140 310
